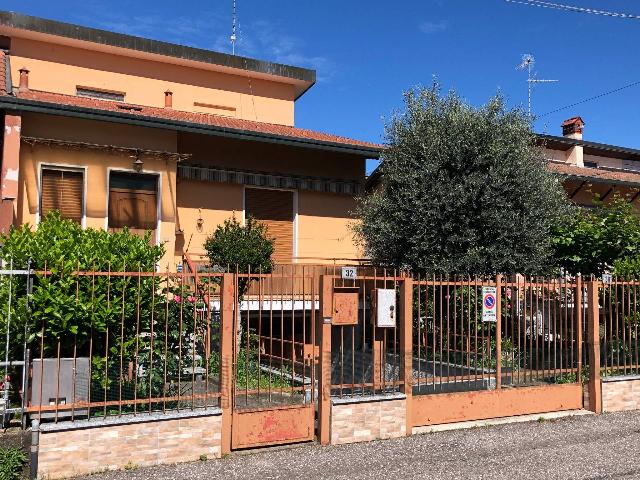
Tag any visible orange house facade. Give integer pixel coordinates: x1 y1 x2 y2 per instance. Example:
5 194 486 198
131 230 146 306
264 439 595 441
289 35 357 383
0 11 381 269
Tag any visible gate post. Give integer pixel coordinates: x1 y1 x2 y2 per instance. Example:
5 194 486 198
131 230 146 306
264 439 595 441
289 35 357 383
399 277 413 436
220 273 235 454
586 280 602 413
318 275 334 446
495 275 503 390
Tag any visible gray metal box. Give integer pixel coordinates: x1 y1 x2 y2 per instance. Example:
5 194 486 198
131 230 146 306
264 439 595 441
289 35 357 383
30 357 90 420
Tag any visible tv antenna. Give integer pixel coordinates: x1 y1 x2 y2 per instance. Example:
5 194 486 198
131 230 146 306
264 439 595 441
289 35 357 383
231 0 237 55
517 54 558 117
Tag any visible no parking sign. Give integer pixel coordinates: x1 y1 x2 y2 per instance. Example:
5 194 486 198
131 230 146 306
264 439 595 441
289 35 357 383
482 286 497 323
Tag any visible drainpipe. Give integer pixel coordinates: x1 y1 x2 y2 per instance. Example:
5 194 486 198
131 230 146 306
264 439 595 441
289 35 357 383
30 419 39 480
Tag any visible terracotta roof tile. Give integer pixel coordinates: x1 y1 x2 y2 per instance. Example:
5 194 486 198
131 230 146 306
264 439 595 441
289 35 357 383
548 161 640 186
8 88 382 152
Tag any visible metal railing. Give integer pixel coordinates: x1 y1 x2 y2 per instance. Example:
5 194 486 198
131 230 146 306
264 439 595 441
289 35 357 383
1 268 224 426
600 280 640 377
412 275 583 396
329 272 403 398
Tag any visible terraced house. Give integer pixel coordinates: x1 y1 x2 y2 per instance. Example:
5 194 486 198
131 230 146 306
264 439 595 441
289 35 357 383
0 11 381 269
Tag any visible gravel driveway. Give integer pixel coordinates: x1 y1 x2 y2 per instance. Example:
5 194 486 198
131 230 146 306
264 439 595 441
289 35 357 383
79 411 640 480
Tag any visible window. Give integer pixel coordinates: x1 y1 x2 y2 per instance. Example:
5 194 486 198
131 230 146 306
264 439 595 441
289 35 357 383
245 188 294 263
76 86 125 102
108 172 158 235
40 168 84 223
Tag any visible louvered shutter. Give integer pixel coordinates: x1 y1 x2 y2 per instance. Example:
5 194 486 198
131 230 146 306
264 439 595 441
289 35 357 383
40 169 83 223
245 188 294 263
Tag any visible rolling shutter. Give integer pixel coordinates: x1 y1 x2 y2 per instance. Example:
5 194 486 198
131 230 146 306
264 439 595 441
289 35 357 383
245 188 294 263
40 169 84 223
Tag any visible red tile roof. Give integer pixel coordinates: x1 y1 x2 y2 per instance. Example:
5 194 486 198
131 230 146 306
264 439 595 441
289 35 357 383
548 161 640 186
0 51 380 155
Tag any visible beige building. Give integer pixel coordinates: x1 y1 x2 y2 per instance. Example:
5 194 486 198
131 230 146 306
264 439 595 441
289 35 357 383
0 11 381 269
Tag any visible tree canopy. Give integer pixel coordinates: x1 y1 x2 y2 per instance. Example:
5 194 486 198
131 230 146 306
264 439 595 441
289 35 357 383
354 83 570 275
552 195 640 277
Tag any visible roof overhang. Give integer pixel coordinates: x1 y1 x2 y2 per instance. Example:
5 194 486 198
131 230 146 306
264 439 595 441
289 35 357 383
0 94 381 158
0 11 316 100
538 134 640 162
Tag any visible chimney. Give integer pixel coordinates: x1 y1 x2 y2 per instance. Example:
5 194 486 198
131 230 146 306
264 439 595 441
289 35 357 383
562 117 585 167
164 90 173 108
562 116 584 140
18 67 29 92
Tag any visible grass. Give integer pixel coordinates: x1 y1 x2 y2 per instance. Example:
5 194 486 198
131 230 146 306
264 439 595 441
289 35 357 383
0 447 27 480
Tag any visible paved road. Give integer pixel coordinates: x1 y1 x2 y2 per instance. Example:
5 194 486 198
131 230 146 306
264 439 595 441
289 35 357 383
81 411 640 480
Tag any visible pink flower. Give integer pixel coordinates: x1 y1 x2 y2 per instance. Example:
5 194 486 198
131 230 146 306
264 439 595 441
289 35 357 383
174 295 182 303
187 296 196 303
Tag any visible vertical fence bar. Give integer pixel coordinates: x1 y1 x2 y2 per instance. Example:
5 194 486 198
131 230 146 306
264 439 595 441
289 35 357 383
220 273 234 455
399 277 412 436
587 280 602 413
318 275 333 446
576 275 583 385
495 275 502 390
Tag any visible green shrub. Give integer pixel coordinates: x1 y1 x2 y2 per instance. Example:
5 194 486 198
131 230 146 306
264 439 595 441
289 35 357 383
0 447 27 480
204 215 274 298
552 195 640 276
0 212 190 409
0 212 164 357
204 215 274 275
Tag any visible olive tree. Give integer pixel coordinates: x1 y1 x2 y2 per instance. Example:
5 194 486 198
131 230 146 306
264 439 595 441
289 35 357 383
354 83 570 275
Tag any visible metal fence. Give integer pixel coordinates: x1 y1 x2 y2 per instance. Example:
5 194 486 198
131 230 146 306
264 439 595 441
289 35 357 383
232 269 318 410
600 280 640 377
329 272 403 398
0 264 618 431
1 268 223 426
412 275 584 396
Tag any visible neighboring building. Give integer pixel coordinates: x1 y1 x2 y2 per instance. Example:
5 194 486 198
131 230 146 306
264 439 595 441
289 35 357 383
367 116 640 207
543 117 640 207
0 11 381 269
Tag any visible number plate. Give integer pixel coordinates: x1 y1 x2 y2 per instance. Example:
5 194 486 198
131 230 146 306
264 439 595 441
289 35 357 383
341 266 357 280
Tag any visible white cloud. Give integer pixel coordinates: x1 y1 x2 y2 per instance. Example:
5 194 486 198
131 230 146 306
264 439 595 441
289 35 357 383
75 10 335 82
217 19 336 82
77 9 226 48
419 20 448 34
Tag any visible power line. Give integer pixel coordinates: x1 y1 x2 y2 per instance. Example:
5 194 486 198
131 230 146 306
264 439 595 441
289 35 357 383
539 80 640 117
504 0 640 20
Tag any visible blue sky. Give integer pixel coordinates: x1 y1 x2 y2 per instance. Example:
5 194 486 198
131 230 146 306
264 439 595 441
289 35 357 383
14 0 640 172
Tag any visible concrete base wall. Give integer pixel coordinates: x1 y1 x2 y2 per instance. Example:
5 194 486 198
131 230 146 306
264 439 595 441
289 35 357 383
602 376 640 412
37 409 222 479
330 394 406 445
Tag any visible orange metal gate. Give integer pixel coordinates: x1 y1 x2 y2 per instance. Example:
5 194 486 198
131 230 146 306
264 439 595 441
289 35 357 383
226 270 318 450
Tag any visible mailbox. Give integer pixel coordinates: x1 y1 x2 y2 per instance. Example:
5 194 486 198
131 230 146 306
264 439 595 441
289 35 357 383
332 286 359 325
375 288 397 328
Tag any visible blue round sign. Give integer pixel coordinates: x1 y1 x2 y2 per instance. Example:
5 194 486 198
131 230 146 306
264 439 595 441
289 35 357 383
483 294 496 309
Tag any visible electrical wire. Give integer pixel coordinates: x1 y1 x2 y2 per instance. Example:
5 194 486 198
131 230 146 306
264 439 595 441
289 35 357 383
538 80 640 117
504 0 640 20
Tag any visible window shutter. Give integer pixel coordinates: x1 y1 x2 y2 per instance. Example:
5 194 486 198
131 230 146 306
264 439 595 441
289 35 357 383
245 188 294 263
108 189 157 230
108 172 158 234
41 169 83 223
